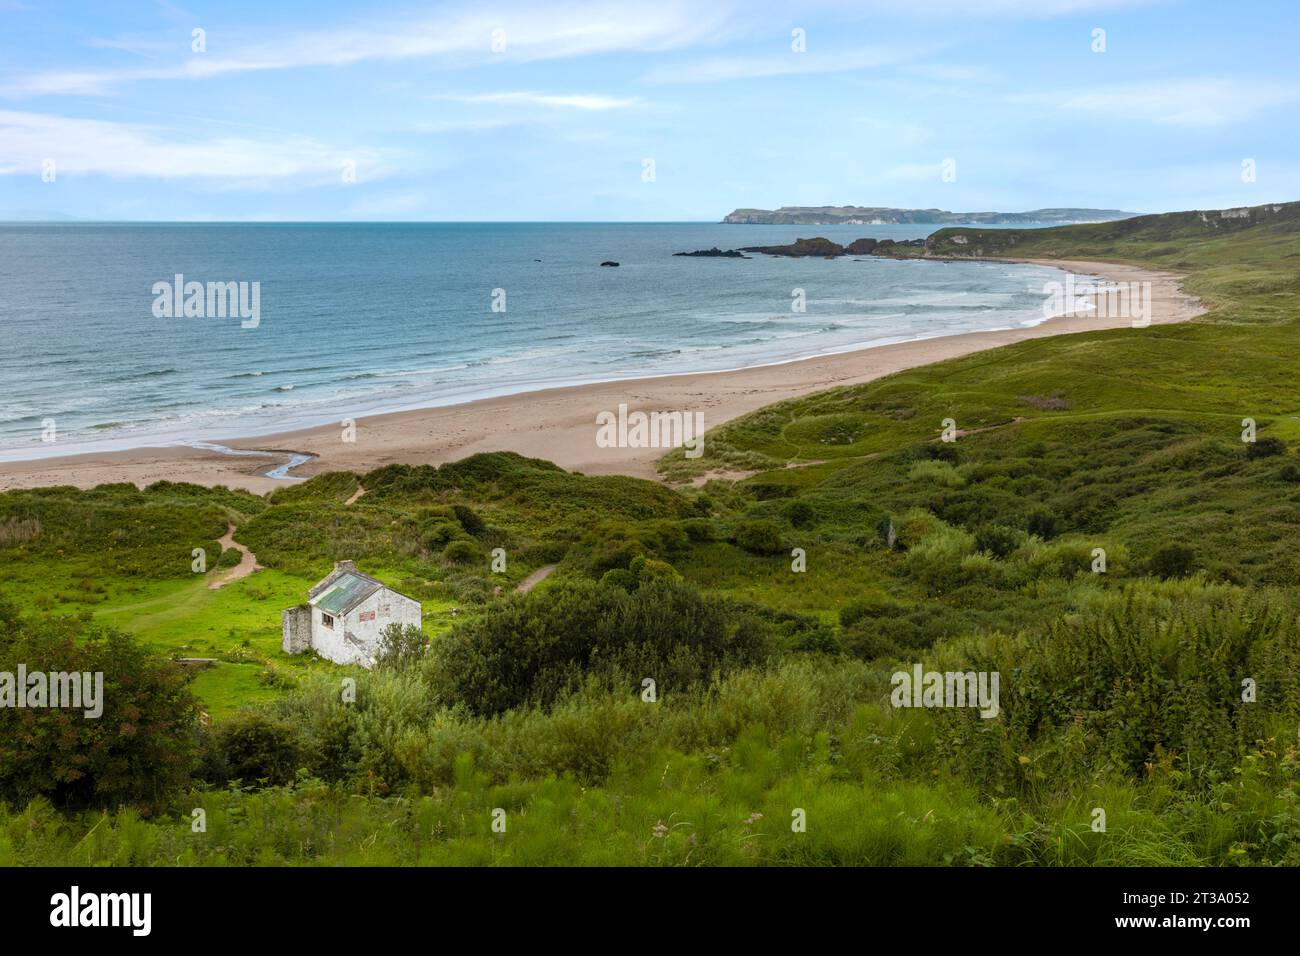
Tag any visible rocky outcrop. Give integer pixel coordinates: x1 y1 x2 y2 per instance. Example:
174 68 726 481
739 237 845 257
674 235 930 262
673 247 750 258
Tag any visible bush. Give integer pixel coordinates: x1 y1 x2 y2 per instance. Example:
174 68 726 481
681 518 715 542
630 555 682 584
207 713 301 787
839 593 893 628
443 539 481 566
792 626 841 654
1246 436 1286 460
908 460 965 488
570 520 689 576
0 614 200 813
452 504 486 535
599 568 637 590
1149 543 1197 579
427 579 771 716
375 622 427 670
973 524 1021 559
783 500 817 528
734 520 784 556
1025 507 1061 539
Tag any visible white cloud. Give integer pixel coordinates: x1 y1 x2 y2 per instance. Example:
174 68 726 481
436 91 639 111
0 109 382 183
1010 78 1300 127
2 1 737 97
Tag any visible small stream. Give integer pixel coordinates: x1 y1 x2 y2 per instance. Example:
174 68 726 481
181 441 315 481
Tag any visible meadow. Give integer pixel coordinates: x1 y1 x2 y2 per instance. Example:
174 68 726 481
2 200 1299 866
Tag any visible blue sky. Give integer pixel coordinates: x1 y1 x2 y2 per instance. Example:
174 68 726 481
1 0 1296 220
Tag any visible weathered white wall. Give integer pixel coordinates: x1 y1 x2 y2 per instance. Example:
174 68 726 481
307 587 422 667
281 605 312 654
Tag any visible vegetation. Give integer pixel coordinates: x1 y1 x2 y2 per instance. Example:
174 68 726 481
3 200 1300 865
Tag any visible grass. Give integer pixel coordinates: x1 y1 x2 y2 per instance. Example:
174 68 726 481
3 199 1300 864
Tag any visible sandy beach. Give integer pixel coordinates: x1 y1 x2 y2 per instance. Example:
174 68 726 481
0 259 1204 493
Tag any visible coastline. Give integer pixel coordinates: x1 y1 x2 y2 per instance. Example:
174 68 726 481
0 260 1204 493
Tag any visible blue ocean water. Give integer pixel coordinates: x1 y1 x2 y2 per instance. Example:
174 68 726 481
0 222 1066 459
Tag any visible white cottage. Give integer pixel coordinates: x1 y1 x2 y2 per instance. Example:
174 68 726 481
281 561 422 667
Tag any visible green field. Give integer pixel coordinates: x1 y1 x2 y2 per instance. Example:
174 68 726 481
3 200 1300 865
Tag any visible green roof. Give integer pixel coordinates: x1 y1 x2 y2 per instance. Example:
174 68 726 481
312 572 381 615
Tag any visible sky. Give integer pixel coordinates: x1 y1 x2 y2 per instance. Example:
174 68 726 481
0 0 1296 221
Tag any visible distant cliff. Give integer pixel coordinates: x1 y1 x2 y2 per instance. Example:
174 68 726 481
722 206 1134 225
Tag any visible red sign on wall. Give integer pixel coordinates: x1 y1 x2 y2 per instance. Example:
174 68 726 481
359 610 376 622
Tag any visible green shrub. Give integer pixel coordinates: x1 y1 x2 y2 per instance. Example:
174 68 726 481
1246 436 1285 460
1149 543 1197 579
681 518 715 542
206 713 302 787
599 568 638 590
909 460 965 488
0 614 200 813
375 622 428 670
427 579 771 716
783 500 817 528
974 524 1021 559
839 593 893 628
734 520 784 556
452 504 486 535
631 555 682 584
443 539 481 566
1026 507 1061 539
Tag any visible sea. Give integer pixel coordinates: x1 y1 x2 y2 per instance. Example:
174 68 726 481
0 222 1070 460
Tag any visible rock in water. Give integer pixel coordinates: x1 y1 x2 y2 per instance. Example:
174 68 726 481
738 236 845 257
673 247 750 258
600 260 620 267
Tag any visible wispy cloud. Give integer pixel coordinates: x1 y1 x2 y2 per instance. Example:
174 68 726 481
0 109 382 183
2 1 737 97
435 91 639 111
1010 78 1300 127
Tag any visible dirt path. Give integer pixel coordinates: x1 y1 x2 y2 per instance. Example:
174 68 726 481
345 485 366 504
208 523 261 589
515 564 557 593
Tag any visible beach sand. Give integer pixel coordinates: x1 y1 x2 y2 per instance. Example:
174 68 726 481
0 260 1204 493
